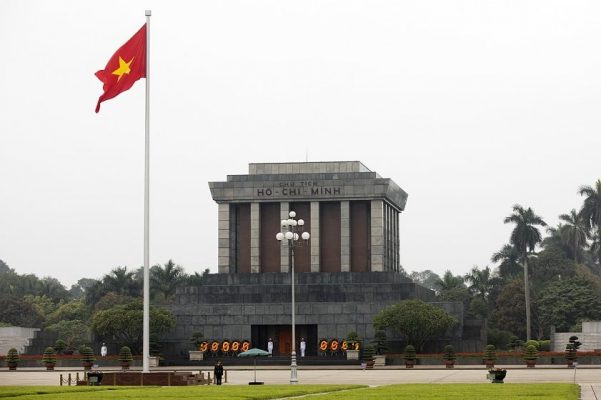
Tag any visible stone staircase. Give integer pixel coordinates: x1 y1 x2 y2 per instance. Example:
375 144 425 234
0 327 40 355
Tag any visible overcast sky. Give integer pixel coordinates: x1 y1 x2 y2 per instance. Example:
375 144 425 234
1 0 600 287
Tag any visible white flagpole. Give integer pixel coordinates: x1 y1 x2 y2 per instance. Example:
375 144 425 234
143 9 151 374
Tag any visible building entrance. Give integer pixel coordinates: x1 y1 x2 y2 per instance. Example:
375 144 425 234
251 324 317 356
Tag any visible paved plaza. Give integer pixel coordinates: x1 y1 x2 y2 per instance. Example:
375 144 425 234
1 365 600 399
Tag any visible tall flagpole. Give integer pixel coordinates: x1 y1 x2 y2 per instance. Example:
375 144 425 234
143 9 151 374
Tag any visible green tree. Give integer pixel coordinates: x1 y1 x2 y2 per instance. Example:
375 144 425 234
185 268 211 286
504 204 547 340
150 260 186 302
579 179 601 265
464 266 494 300
373 299 457 351
537 276 601 332
558 209 590 263
491 244 522 279
45 320 91 351
46 299 90 325
492 278 529 339
409 270 441 292
435 270 465 292
91 300 175 353
102 267 140 297
0 295 44 327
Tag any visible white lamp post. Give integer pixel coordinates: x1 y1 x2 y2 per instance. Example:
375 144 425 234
276 210 310 384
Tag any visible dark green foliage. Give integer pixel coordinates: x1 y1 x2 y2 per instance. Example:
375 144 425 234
118 346 133 362
483 344 496 361
537 277 601 332
565 343 577 360
486 329 513 351
54 339 67 354
0 296 44 327
523 344 538 361
45 320 90 351
538 340 551 351
42 347 56 364
361 345 375 361
79 346 95 362
525 340 539 350
372 329 388 355
6 348 19 363
91 300 175 353
373 299 457 351
403 345 416 361
190 331 204 346
442 345 456 361
346 331 359 342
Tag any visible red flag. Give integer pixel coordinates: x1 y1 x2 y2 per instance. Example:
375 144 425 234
95 24 146 113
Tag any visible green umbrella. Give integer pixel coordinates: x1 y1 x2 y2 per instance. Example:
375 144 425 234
238 348 269 383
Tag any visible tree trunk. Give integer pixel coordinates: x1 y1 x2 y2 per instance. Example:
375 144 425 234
523 256 531 341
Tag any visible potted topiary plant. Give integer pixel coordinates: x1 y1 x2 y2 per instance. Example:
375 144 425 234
362 345 376 369
371 329 388 366
118 346 133 370
6 348 19 371
442 345 456 368
522 344 538 368
79 346 95 371
403 345 416 368
565 343 577 368
483 344 496 368
42 347 57 371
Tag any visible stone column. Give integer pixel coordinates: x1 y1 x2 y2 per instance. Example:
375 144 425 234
280 202 289 272
218 203 230 273
250 203 260 273
310 201 320 272
340 201 350 272
370 200 384 272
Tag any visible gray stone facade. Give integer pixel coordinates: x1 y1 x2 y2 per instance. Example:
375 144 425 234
209 161 408 274
163 161 484 357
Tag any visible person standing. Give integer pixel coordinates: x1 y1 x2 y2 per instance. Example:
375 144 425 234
214 360 224 385
300 338 306 358
100 343 108 357
267 338 274 356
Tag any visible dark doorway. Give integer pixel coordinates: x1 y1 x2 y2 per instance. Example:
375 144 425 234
251 324 317 356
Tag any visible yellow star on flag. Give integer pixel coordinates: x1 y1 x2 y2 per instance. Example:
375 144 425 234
112 56 134 81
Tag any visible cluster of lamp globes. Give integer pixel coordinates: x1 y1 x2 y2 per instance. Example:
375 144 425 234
276 211 311 241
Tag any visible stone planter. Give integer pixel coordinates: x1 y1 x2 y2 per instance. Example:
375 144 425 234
487 369 506 383
444 360 455 369
82 361 93 371
484 360 495 369
373 355 386 366
525 359 536 368
346 350 359 360
405 360 415 369
121 361 130 370
7 362 17 371
189 351 204 361
45 362 56 371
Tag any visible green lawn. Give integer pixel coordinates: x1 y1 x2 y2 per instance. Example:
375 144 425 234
0 385 361 400
309 384 579 400
0 383 579 400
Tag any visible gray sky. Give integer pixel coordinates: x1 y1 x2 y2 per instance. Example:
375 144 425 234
1 0 600 287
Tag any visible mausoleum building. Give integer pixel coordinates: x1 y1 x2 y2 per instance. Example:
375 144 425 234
168 162 483 358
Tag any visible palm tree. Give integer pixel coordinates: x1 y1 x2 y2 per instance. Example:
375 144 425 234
464 266 493 300
558 209 589 263
435 270 465 292
579 179 601 265
504 204 547 340
150 260 186 301
102 267 138 296
491 244 522 279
